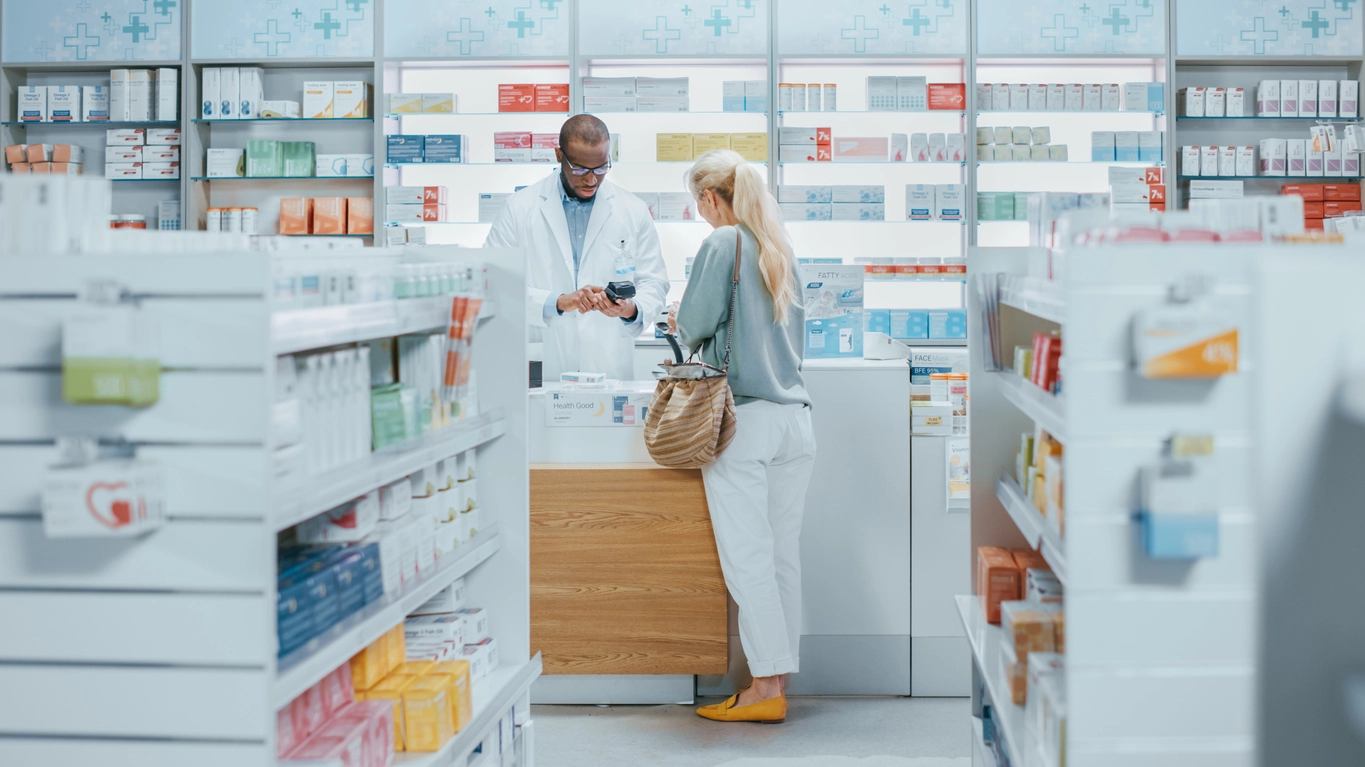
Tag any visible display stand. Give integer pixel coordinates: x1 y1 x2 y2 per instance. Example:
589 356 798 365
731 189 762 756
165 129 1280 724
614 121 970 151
0 245 537 767
964 244 1261 767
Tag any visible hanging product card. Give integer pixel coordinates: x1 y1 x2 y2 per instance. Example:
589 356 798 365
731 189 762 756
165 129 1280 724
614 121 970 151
946 438 970 509
1138 435 1219 559
1132 292 1238 379
61 294 160 407
546 384 654 427
42 449 165 538
799 264 863 359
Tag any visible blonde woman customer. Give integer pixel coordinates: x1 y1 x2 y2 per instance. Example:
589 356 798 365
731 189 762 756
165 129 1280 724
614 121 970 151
671 150 816 724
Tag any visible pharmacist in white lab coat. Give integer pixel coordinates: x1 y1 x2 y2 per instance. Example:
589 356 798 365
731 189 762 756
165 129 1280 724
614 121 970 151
485 114 668 382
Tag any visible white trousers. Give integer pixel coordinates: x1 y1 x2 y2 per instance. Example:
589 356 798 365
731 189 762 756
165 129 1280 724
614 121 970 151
701 400 817 678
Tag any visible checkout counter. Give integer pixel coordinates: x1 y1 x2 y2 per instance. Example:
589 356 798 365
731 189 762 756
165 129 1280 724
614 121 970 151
528 343 969 703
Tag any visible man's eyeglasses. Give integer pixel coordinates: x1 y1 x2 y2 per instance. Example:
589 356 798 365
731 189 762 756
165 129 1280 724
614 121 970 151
563 157 611 177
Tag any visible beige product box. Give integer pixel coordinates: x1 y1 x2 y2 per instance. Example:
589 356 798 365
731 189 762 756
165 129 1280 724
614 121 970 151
729 133 767 161
1012 126 1032 145
142 146 179 162
389 93 423 114
1030 145 1048 161
1047 84 1065 111
334 81 370 118
105 162 142 179
1200 145 1219 176
992 126 1012 145
260 100 301 118
1083 84 1102 111
1031 127 1051 145
1011 145 1031 161
656 133 693 161
109 69 130 121
1048 145 1068 161
1065 84 1084 111
1009 84 1029 110
156 68 177 121
1236 145 1256 176
127 69 154 121
976 144 992 161
143 162 179 179
976 127 994 145
304 81 334 119
1102 84 1121 111
692 133 730 154
421 92 454 114
1028 84 1048 111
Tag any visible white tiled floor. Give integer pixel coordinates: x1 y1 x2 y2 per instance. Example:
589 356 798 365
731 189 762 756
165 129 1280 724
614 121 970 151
532 697 972 767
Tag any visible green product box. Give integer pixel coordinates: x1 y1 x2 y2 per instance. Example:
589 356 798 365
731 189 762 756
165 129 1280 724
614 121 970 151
283 141 317 177
62 357 160 407
371 383 408 449
1013 192 1033 221
976 192 1014 221
246 140 283 177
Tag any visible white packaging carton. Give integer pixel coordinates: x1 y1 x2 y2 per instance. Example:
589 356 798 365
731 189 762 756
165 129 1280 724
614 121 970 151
110 69 131 121
1326 147 1344 175
47 86 80 122
334 81 369 119
1260 138 1287 176
1287 138 1307 176
1236 146 1256 177
1320 79 1339 117
1101 83 1121 111
1308 145 1325 177
946 133 965 162
1116 131 1141 162
1182 145 1201 176
215 67 237 119
142 146 179 162
976 83 992 109
1257 80 1280 116
143 162 179 179
1206 87 1226 117
82 85 109 121
303 81 334 119
1228 86 1250 116
1177 87 1205 117
1029 84 1048 111
992 83 1011 111
106 146 142 163
906 184 935 220
890 133 908 162
1047 84 1065 111
18 86 47 122
106 128 145 145
1341 80 1359 118
1200 145 1219 176
910 133 930 162
146 128 180 145
105 163 142 179
155 68 177 121
206 148 244 177
316 154 347 176
929 133 946 161
344 154 374 177
1300 80 1318 117
1219 146 1236 177
1065 84 1084 111
200 68 219 120
1092 131 1116 162
128 69 153 121
935 184 964 220
1083 84 1102 111
898 76 928 110
1281 79 1299 117
1009 83 1029 111
1122 82 1147 111
238 67 263 119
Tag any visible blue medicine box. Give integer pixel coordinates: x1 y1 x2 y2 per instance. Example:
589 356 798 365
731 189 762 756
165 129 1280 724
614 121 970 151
423 134 464 163
1139 511 1219 559
891 309 929 339
928 310 967 339
387 134 426 163
864 309 891 335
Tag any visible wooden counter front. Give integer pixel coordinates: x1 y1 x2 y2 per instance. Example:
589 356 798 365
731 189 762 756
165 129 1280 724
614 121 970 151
530 463 728 675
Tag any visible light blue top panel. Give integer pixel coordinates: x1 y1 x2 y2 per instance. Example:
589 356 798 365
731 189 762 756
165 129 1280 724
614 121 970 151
978 0 1166 55
1176 0 1363 57
192 0 373 59
3 0 182 63
777 0 968 56
385 0 569 58
578 0 767 56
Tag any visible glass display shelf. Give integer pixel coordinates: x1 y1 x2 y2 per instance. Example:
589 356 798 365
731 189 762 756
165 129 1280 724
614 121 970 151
191 175 374 181
978 160 1166 166
1176 115 1358 120
385 112 568 118
779 110 965 115
3 120 178 127
109 177 180 182
779 161 966 166
1176 175 1363 181
978 110 1163 116
192 117 373 123
385 161 768 167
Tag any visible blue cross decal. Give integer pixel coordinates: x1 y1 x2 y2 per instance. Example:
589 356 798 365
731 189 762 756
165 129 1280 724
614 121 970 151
1302 10 1330 38
254 18 291 56
904 8 931 35
1335 0 1356 11
508 10 534 38
938 0 952 8
705 9 732 36
879 3 890 13
292 8 302 19
737 0 752 8
1279 6 1290 16
75 0 91 11
446 18 485 55
101 12 111 22
681 5 692 15
63 23 101 60
153 0 175 16
314 12 341 39
1041 14 1079 51
643 15 681 52
1079 3 1090 12
485 7 496 18
1240 17 1279 55
122 15 150 42
345 0 369 13
841 15 879 52
1102 7 1129 35
540 0 562 9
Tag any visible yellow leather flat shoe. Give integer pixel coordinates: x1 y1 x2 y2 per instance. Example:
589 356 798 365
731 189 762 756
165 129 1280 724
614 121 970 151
695 691 787 724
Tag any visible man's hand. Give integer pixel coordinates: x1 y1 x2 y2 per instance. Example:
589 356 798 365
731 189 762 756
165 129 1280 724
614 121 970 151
557 285 603 314
666 303 678 334
597 296 638 320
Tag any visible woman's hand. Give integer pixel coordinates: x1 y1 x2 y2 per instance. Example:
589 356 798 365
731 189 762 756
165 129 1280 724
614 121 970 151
667 303 679 334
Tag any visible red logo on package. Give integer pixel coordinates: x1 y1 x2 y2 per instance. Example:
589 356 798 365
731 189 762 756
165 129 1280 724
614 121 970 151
86 481 138 529
535 84 569 112
498 84 535 112
815 127 832 143
928 83 966 110
1144 167 1163 184
816 146 832 161
1148 185 1167 203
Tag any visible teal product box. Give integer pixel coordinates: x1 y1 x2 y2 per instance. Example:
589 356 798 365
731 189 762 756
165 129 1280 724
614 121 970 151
246 139 283 177
745 80 768 113
723 81 746 112
1148 82 1165 113
423 134 464 163
282 141 316 177
928 309 968 339
1139 511 1218 559
780 202 833 220
864 309 891 335
797 257 843 264
977 192 1015 221
387 134 425 163
805 314 863 359
891 309 929 339
1013 192 1032 221
1091 130 1116 162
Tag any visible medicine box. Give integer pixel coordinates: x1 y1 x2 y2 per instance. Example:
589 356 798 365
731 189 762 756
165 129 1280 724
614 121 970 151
1091 131 1115 162
1047 84 1065 111
335 81 370 118
1341 80 1359 118
779 145 818 163
692 133 730 155
831 136 888 162
656 133 693 162
303 81 334 119
583 77 636 97
1227 88 1246 117
928 310 967 339
497 83 535 112
1083 84 1102 111
745 80 768 112
387 186 448 205
1200 145 1219 176
236 67 261 120
832 185 885 203
214 68 235 120
899 77 928 111
389 93 422 114
1123 83 1147 111
778 185 833 203
1320 80 1338 117
83 86 109 121
531 133 559 163
343 154 373 177
261 100 301 118
1257 80 1280 116
723 81 745 112
1009 84 1029 111
936 184 964 220
421 92 454 114
1115 131 1140 162
1138 131 1162 163
19 86 46 122
830 202 884 221
387 135 426 163
779 202 833 221
906 184 935 220
867 76 898 111
423 135 464 163
106 129 145 145
1300 80 1318 117
316 154 347 177
636 77 689 97
47 86 79 122
730 133 767 161
1177 87 1205 117
1102 83 1121 111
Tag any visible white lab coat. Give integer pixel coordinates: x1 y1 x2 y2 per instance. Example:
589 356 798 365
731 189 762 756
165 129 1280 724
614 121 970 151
484 173 669 382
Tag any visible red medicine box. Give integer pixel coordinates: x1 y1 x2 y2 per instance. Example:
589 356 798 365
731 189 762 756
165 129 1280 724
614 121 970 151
534 84 569 112
928 83 966 110
498 84 535 112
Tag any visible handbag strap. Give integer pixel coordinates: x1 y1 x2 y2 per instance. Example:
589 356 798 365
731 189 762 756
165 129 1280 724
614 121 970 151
721 228 742 372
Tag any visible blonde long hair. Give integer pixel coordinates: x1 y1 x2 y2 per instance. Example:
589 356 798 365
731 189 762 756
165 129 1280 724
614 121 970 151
686 150 798 324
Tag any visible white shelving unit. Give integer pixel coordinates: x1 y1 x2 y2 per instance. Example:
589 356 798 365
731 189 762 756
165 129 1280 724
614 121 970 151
0 245 537 766
964 244 1262 767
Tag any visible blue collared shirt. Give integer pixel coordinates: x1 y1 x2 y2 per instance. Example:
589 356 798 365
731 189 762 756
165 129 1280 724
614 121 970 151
544 177 637 325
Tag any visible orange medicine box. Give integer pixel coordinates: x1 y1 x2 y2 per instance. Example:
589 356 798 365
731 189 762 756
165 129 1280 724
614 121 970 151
346 197 374 234
1012 548 1049 575
1305 219 1326 230
928 83 966 110
1282 183 1325 201
498 83 535 112
9 162 29 173
977 546 1021 624
1325 200 1363 217
5 144 26 164
534 83 569 112
1304 201 1325 218
279 197 313 235
401 676 455 751
313 197 348 235
1325 183 1362 201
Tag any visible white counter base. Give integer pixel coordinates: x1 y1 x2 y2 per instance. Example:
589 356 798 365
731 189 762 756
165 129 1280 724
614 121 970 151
530 674 694 705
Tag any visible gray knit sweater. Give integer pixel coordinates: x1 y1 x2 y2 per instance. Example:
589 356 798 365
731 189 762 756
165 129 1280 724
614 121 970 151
676 224 811 407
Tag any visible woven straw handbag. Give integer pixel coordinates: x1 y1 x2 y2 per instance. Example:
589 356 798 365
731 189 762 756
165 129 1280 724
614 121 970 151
643 230 742 469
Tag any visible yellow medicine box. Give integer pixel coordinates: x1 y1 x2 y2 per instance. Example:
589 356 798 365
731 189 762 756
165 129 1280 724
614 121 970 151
656 133 694 162
396 660 436 678
422 93 454 114
729 133 768 162
350 639 389 692
386 624 406 672
692 133 731 155
432 659 474 731
402 676 456 752
358 673 416 751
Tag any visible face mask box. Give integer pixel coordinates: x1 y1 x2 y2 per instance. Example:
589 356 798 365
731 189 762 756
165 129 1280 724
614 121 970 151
343 154 373 177
1029 84 1048 111
1218 146 1236 177
1281 80 1299 117
1205 88 1227 117
1319 80 1338 117
1047 84 1065 111
1083 84 1102 111
832 185 884 203
1257 80 1280 116
1176 87 1205 117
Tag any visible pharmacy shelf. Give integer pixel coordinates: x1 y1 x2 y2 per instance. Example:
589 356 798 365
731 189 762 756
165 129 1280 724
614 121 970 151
396 656 543 767
285 233 375 238
271 408 506 532
588 111 769 116
972 716 1000 767
191 175 374 181
192 117 373 123
1177 175 1363 181
108 177 180 183
978 110 1163 116
1176 115 1357 121
956 594 1022 767
779 161 965 166
979 160 1164 166
785 220 967 225
273 524 503 709
996 372 1066 443
0 59 184 71
999 275 1064 325
1 120 179 127
902 338 969 347
385 161 769 167
385 112 569 118
996 477 1067 586
780 110 965 115
1173 55 1362 66
272 295 495 355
